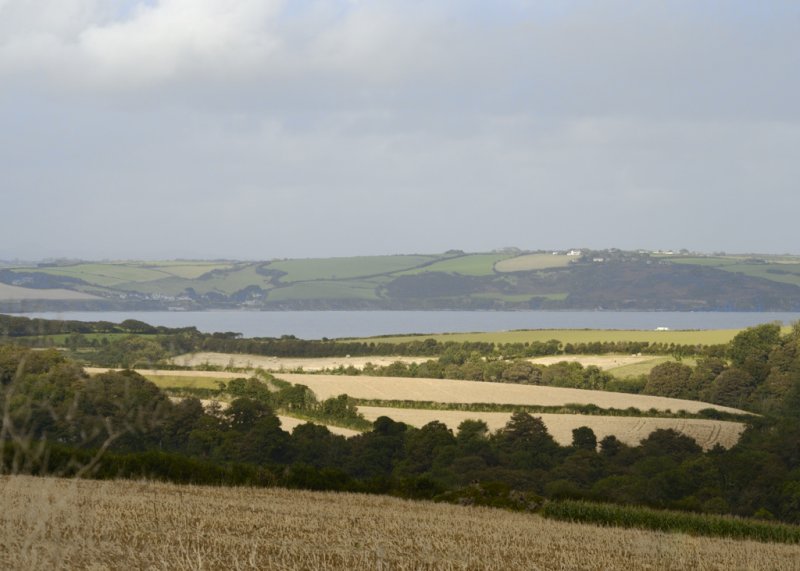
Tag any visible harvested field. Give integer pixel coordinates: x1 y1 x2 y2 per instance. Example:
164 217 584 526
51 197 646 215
277 374 748 415
172 352 425 371
358 407 745 450
85 367 243 390
277 415 360 437
1 476 798 570
85 367 241 378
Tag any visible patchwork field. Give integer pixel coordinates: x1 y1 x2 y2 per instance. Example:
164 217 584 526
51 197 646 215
276 374 747 415
358 407 745 450
23 261 236 288
172 351 685 377
397 253 513 276
266 255 436 282
2 476 798 570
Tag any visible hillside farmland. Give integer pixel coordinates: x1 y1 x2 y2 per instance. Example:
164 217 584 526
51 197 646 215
1 476 798 571
358 407 745 450
276 374 748 415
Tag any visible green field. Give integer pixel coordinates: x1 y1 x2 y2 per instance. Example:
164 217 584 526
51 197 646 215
140 262 236 279
664 256 800 287
266 280 383 301
8 251 800 311
397 253 513 276
23 261 235 289
495 254 575 272
721 263 800 287
350 328 762 345
27 264 170 287
124 264 271 296
137 374 225 390
266 255 436 282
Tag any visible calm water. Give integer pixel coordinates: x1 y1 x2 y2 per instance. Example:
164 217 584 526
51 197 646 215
15 310 800 340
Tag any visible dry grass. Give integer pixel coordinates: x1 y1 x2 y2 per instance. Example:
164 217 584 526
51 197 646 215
277 374 747 415
172 352 425 372
1 475 797 570
358 407 745 450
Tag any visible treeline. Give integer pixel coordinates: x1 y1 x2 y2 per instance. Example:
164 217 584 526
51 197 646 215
320 323 799 413
2 341 800 525
1 314 720 365
0 314 199 337
334 356 637 393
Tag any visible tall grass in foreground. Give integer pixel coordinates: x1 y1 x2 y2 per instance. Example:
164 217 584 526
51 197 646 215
542 500 800 544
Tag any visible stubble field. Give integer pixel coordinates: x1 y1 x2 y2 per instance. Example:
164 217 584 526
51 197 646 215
358 407 745 450
1 476 798 570
276 374 746 415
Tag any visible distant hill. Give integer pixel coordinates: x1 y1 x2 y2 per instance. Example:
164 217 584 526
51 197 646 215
2 250 800 311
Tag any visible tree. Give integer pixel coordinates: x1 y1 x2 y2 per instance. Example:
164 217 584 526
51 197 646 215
639 429 702 457
692 357 728 401
399 421 456 476
728 323 781 383
571 426 598 451
501 361 536 383
643 361 695 398
496 412 559 469
709 368 756 409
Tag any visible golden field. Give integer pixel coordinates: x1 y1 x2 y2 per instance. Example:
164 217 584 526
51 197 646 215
358 407 745 450
277 374 747 415
1 476 798 570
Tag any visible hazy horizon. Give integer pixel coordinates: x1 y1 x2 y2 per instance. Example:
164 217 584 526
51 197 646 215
2 246 800 266
2 1 798 260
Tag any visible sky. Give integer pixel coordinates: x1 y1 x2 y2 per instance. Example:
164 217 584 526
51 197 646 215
1 0 798 261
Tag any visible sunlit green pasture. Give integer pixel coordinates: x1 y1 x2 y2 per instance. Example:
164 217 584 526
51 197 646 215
267 280 382 301
138 374 225 390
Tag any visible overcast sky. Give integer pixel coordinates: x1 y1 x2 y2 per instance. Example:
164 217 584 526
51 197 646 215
1 1 798 261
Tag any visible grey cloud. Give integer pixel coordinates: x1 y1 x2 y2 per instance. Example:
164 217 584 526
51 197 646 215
0 1 798 259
